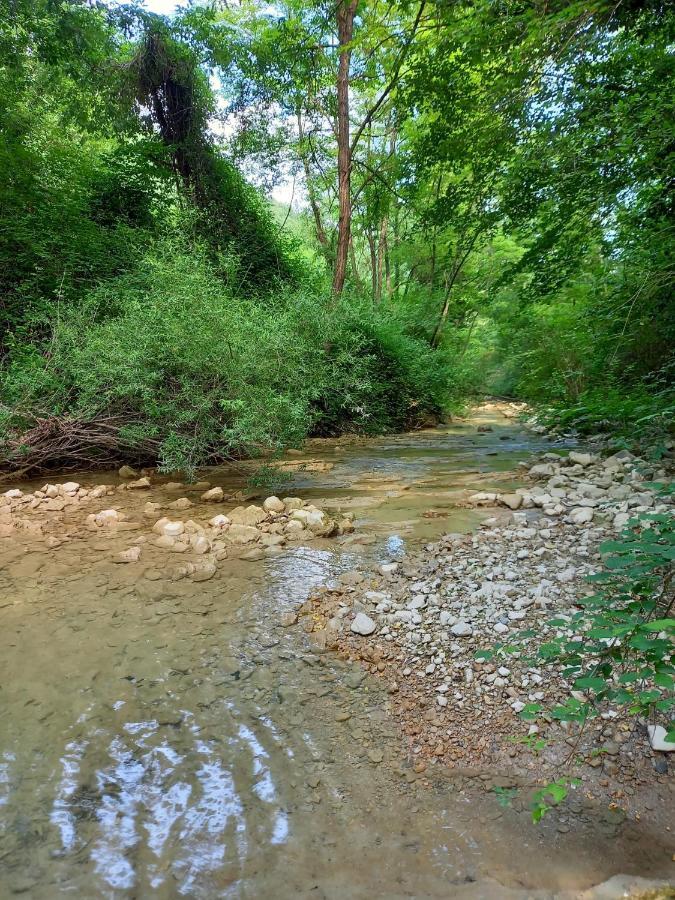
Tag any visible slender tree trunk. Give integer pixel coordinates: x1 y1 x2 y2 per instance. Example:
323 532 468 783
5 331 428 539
296 110 330 253
367 229 377 299
349 237 363 290
376 216 388 302
332 0 358 297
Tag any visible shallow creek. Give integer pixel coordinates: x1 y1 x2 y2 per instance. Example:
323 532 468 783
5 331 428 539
0 410 671 898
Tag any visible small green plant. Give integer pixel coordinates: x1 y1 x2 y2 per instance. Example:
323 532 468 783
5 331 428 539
493 786 517 808
530 778 581 824
508 733 548 755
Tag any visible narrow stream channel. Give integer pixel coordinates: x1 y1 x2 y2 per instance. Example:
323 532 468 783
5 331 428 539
0 408 670 898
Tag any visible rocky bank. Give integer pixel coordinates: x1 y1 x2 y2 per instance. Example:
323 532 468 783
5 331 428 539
294 440 674 821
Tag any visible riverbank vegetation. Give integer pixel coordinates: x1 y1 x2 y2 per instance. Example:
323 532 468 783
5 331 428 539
1 0 673 473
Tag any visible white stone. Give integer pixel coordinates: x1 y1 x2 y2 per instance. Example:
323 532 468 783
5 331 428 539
570 507 594 525
209 514 231 528
450 621 472 637
162 521 185 538
568 451 594 467
379 562 399 575
351 613 377 636
263 496 285 514
647 724 675 753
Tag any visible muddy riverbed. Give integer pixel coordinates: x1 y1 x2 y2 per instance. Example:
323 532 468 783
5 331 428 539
0 405 672 898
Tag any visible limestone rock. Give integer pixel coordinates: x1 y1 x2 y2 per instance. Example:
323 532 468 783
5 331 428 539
190 534 211 555
201 487 224 502
168 497 192 511
115 546 141 563
224 523 260 544
500 493 523 511
127 477 151 490
648 724 675 753
568 451 594 467
569 507 594 525
282 497 304 511
191 562 216 582
351 612 377 636
228 504 267 526
94 509 121 528
118 465 138 479
209 514 231 528
263 496 285 514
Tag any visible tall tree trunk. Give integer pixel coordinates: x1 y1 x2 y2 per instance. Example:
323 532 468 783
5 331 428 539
332 0 358 297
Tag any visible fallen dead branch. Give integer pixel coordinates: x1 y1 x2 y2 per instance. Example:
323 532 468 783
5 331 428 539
0 414 160 481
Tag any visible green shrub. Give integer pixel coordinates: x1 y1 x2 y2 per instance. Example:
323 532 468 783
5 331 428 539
0 240 452 476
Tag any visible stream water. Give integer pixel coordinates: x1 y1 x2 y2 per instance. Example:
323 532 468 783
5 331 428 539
0 409 671 898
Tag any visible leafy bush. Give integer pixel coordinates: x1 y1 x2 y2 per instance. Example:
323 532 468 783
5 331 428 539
0 241 451 476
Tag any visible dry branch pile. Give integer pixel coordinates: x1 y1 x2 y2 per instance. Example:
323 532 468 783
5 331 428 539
0 415 160 480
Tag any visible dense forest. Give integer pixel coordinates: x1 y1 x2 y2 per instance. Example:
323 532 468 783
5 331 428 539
1 0 673 476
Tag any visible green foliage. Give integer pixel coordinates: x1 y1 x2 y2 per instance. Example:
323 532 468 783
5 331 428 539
530 778 581 825
0 240 450 475
482 491 675 817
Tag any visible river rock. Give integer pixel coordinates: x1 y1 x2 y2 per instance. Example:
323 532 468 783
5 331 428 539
128 477 151 490
240 547 265 561
201 487 224 502
168 497 193 510
568 451 594 467
61 482 80 494
263 496 285 513
569 507 594 525
351 613 377 636
529 463 557 477
165 521 186 538
115 546 141 563
647 724 675 752
379 562 399 575
209 514 231 528
500 493 523 510
190 534 211 555
282 497 304 511
229 505 267 526
118 465 138 479
192 561 217 582
224 524 260 544
451 621 473 637
94 509 121 528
